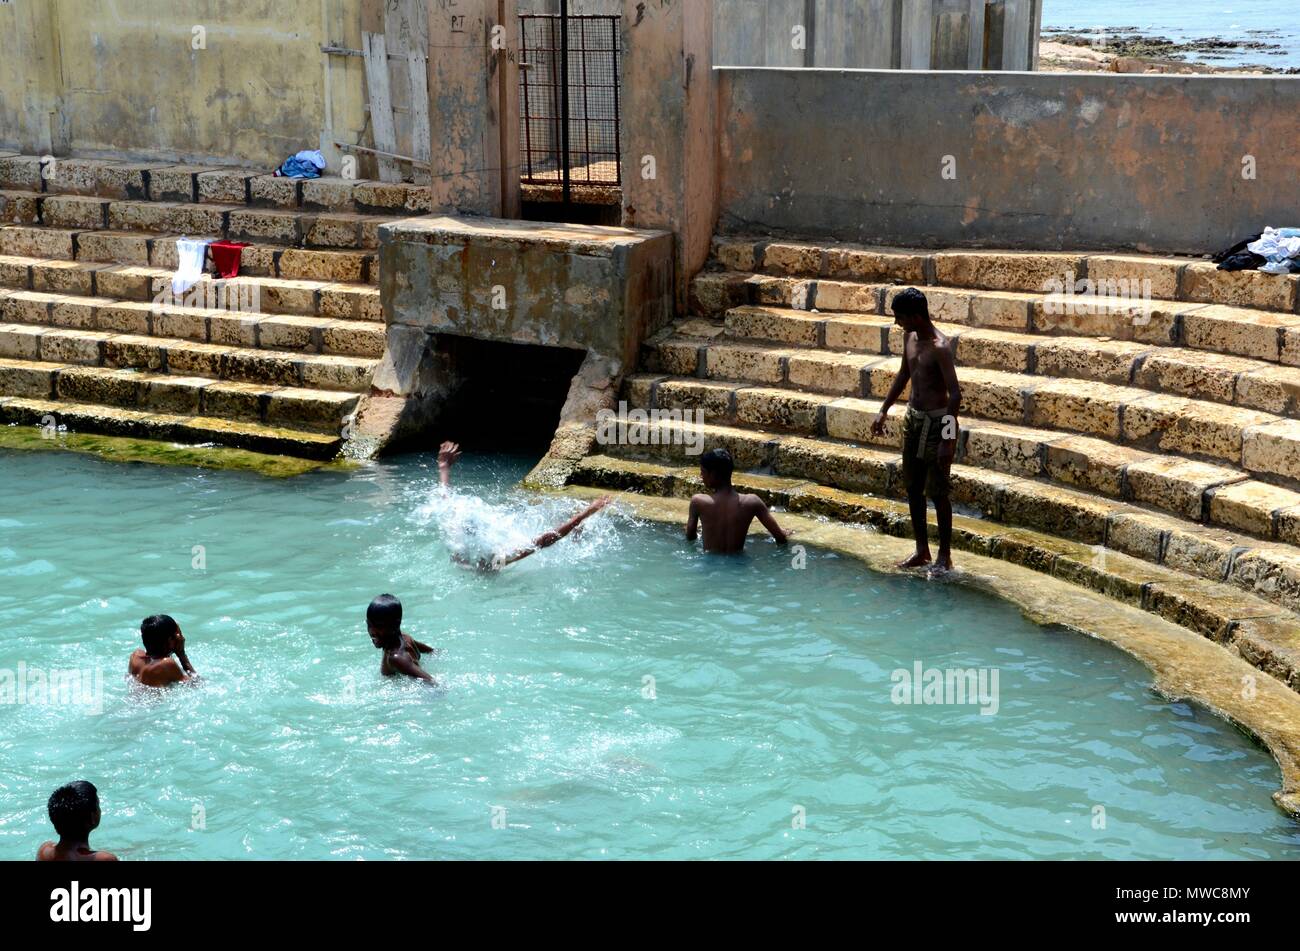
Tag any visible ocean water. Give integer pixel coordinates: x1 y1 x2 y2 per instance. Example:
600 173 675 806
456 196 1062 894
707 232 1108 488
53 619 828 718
0 447 1297 860
1044 0 1300 68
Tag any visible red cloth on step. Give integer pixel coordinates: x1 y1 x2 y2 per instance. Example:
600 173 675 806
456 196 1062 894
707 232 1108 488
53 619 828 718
208 240 250 279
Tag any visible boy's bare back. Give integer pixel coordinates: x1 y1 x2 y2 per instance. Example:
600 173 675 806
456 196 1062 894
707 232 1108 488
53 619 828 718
688 488 788 554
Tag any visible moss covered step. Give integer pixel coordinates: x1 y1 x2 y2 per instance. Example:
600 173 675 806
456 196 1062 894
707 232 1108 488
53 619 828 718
718 305 1300 417
0 324 374 392
0 290 384 358
645 334 1300 488
623 373 1300 543
0 256 381 321
0 226 377 286
0 358 358 435
0 393 342 460
567 454 1300 694
708 237 1300 315
0 155 431 215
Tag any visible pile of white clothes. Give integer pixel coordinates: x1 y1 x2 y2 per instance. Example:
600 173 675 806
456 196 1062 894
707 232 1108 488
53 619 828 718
1248 228 1300 275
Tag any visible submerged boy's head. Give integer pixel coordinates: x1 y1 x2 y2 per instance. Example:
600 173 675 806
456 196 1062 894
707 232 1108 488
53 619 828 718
47 781 101 840
367 594 403 649
700 448 734 489
140 614 179 658
891 287 931 332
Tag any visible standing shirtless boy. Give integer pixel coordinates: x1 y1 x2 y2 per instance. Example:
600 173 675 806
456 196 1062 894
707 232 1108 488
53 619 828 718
870 288 962 575
686 448 790 554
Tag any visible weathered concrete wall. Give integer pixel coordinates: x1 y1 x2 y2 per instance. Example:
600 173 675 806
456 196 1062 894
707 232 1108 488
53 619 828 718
716 68 1300 253
621 0 719 312
0 0 370 169
379 215 673 370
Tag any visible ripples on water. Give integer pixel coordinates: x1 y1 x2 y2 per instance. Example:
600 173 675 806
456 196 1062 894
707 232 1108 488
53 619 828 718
0 448 1297 859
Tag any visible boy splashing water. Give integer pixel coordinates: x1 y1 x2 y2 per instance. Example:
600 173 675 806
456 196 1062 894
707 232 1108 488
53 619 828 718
871 288 962 576
686 448 790 554
434 442 611 571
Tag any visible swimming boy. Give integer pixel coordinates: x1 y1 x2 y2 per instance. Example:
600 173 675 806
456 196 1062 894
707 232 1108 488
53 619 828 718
127 614 197 686
36 781 118 862
686 448 790 554
436 441 612 571
870 288 962 575
367 593 439 684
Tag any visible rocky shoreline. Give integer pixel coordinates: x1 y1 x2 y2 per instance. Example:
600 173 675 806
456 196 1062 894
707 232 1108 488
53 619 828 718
1041 27 1300 75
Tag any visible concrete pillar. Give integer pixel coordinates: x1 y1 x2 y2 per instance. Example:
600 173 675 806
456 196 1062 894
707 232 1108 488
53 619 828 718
900 0 933 69
425 0 521 217
621 0 718 313
815 0 897 68
930 0 981 70
1000 0 1033 71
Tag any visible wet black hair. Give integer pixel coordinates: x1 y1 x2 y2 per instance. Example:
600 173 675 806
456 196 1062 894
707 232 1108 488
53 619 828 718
47 781 99 839
891 287 930 320
367 594 403 635
140 614 179 657
700 448 734 483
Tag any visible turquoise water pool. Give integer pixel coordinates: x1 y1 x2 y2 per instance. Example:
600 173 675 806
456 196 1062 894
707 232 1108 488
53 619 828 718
0 447 1297 860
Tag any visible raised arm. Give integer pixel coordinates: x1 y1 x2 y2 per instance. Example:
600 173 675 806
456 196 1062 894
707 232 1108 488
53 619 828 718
438 441 461 489
495 497 612 568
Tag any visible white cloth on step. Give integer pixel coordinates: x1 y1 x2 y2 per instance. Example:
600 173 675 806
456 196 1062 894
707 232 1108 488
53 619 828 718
171 238 211 295
1248 227 1300 275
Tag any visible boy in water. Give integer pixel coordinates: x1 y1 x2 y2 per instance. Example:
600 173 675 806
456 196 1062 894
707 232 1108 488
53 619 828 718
127 614 197 686
367 594 438 684
436 441 611 571
686 448 791 554
870 288 962 575
36 781 118 862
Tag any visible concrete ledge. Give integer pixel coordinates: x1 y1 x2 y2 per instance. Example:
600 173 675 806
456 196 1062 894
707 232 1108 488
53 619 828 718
379 215 675 371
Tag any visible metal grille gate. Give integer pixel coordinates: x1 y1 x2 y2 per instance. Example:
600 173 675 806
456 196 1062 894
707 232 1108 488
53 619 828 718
518 11 622 202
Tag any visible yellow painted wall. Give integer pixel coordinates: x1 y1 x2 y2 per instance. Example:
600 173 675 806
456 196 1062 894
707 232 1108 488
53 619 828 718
0 0 370 170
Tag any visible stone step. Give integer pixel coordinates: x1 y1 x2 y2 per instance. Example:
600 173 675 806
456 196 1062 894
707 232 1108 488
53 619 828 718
0 155 431 215
0 358 359 435
589 417 1300 623
692 270 1300 370
645 333 1300 488
709 236 1300 315
21 193 392 250
0 289 384 358
720 305 1300 417
0 228 376 286
0 324 374 392
624 372 1300 544
0 393 342 460
0 258 381 321
567 453 1300 694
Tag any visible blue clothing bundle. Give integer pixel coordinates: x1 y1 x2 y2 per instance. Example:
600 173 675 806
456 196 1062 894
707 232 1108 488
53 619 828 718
274 149 327 179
